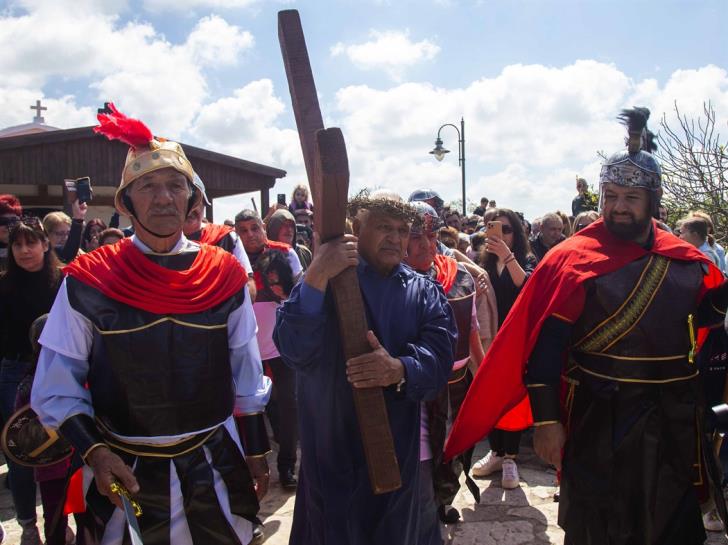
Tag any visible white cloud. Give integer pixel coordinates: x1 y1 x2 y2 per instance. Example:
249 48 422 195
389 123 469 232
184 15 255 66
331 29 440 80
188 79 305 222
327 61 728 219
0 2 254 136
143 0 263 11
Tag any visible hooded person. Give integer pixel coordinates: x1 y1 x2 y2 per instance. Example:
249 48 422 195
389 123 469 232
445 107 728 545
30 103 272 545
265 208 312 271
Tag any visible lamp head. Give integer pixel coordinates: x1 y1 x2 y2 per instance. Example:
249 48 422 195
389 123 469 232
429 138 450 162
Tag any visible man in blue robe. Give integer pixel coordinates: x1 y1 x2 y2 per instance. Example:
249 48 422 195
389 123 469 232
273 195 457 545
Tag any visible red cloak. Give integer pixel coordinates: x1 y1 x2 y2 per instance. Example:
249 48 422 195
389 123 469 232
444 218 724 460
64 237 246 315
434 254 458 295
197 223 234 246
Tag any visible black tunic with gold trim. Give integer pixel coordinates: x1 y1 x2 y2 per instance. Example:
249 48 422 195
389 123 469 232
31 237 272 545
527 251 728 545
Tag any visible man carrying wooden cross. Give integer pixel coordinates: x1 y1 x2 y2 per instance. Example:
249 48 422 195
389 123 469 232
273 193 457 545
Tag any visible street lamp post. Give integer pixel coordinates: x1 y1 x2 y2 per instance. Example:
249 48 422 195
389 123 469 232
429 117 466 215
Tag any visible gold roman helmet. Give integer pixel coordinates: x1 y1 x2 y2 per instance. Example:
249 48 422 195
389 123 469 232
94 103 198 216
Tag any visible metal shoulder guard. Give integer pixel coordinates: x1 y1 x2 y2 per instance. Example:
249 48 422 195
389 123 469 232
234 413 271 458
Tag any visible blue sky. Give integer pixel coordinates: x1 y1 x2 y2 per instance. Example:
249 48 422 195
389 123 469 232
1 0 726 221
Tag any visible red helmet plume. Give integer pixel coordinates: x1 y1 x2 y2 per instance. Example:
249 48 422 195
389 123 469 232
93 103 153 150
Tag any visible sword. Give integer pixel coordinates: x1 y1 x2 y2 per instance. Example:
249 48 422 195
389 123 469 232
110 482 144 545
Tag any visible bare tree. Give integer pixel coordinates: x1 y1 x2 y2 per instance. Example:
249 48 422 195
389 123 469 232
657 101 728 239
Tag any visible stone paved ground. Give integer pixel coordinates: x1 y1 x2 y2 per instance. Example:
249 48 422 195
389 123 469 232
2 438 728 544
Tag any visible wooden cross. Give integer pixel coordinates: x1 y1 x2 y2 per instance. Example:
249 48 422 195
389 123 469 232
30 100 47 123
278 9 402 495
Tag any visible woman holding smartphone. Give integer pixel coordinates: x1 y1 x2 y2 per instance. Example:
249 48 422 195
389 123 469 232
0 217 63 544
471 208 536 489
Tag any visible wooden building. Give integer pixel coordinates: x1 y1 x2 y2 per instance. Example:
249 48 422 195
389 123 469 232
0 125 286 221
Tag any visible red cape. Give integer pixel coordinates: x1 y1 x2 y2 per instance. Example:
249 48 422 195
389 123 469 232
434 254 458 294
444 219 724 460
64 238 246 315
198 223 234 247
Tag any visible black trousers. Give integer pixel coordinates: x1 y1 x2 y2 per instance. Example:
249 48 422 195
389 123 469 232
265 357 299 472
488 428 522 457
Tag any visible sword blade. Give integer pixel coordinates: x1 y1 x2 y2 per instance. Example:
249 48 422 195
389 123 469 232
120 495 144 545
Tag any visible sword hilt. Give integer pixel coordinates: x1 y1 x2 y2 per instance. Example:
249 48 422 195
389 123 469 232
110 482 142 517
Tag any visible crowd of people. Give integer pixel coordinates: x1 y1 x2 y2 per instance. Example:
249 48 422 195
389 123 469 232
0 103 726 545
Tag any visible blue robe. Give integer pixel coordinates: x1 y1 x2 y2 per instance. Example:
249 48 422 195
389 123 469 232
274 259 457 545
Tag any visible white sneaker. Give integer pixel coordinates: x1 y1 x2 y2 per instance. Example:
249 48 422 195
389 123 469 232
501 458 520 489
471 450 503 477
703 508 723 532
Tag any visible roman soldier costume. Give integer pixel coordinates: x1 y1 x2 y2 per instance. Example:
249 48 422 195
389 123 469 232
408 202 481 528
186 173 253 273
30 104 271 545
446 108 728 545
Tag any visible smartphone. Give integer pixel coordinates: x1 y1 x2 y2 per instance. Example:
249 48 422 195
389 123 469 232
75 177 93 204
277 193 286 206
486 220 503 239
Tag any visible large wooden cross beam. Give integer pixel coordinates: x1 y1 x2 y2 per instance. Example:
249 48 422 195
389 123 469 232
278 9 401 495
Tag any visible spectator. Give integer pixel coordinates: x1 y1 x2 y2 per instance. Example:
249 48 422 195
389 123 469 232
408 188 445 216
288 183 314 214
677 216 720 266
571 176 595 216
488 200 497 209
293 207 313 229
473 197 489 216
235 209 303 489
522 218 532 239
572 211 599 233
15 314 76 545
439 226 459 249
530 212 564 262
223 218 235 227
0 217 62 545
556 211 572 238
658 204 668 224
530 217 543 240
463 214 480 235
445 210 463 231
0 194 22 271
457 232 471 254
296 224 313 250
42 201 86 263
266 209 313 270
469 231 487 261
691 211 726 272
81 218 107 252
471 208 537 488
98 227 125 246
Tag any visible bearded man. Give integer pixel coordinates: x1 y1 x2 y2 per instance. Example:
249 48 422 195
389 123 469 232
273 194 456 545
31 104 271 545
446 108 728 545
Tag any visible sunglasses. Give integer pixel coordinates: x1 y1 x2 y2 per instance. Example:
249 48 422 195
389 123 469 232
501 225 514 235
8 216 43 231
